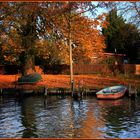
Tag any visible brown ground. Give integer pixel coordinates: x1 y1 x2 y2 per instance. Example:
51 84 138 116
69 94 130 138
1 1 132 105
0 74 140 90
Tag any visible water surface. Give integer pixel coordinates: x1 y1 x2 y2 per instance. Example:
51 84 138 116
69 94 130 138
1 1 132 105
0 95 140 138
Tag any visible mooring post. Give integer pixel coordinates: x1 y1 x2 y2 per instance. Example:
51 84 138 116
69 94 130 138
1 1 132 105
15 74 17 89
129 83 137 98
78 80 80 98
0 89 3 96
0 89 3 101
134 84 137 98
78 80 83 99
71 80 74 97
43 86 48 107
129 84 132 97
44 86 48 98
78 80 80 90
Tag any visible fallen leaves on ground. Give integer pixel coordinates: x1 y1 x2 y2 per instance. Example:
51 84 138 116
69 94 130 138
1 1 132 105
0 74 139 90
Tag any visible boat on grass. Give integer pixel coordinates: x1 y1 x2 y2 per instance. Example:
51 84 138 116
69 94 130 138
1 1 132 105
96 85 127 100
17 72 42 84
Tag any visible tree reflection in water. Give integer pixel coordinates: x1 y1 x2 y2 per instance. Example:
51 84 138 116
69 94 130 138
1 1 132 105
20 97 38 138
1 96 140 138
75 98 104 138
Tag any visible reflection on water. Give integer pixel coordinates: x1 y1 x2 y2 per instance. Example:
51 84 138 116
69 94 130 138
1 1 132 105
98 98 140 138
0 95 140 138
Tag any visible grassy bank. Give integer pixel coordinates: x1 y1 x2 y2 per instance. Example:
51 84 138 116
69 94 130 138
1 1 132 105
0 74 140 92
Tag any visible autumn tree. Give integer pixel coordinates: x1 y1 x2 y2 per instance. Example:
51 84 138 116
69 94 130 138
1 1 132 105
0 3 67 75
0 2 106 77
35 8 107 65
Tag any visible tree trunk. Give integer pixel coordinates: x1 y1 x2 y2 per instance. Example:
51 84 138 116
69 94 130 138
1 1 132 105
23 54 35 76
18 13 37 76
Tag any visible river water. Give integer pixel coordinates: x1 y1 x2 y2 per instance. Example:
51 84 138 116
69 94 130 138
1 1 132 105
0 95 140 138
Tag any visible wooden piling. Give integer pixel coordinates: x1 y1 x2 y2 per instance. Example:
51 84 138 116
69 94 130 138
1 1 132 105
128 84 137 98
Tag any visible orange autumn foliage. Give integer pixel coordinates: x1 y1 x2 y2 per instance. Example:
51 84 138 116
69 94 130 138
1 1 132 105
44 12 107 64
0 2 107 65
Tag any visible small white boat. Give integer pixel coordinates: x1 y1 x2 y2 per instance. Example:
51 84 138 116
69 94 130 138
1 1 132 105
96 85 127 100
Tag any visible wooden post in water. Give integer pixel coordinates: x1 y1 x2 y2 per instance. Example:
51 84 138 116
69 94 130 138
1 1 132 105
134 83 137 98
15 74 17 89
44 86 48 98
78 80 81 98
78 80 83 99
128 84 137 98
0 89 3 96
128 84 131 97
71 80 75 98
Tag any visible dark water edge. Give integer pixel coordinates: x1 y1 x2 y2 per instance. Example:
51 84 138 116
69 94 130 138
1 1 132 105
0 95 140 138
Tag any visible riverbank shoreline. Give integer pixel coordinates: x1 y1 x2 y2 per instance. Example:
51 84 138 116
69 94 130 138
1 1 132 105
0 74 140 96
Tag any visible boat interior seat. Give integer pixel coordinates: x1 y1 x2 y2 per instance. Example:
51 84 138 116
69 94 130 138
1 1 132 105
111 89 119 93
103 89 110 93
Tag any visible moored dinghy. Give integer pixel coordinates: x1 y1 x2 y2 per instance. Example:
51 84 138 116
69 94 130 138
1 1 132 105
96 85 127 99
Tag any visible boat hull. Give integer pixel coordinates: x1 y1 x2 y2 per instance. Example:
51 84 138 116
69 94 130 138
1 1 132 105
96 85 127 100
96 91 125 99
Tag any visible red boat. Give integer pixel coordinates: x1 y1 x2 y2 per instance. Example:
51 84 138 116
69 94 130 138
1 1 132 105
96 85 127 100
